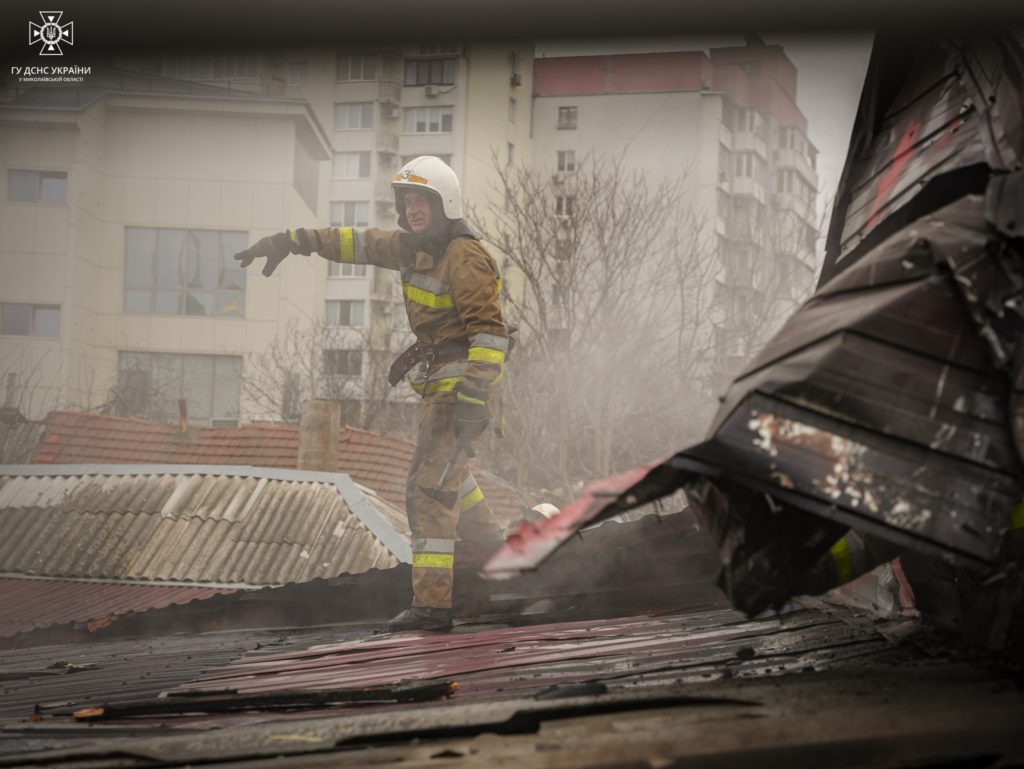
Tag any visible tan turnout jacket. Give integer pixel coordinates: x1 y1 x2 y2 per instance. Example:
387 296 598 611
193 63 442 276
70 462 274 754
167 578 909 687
294 225 508 399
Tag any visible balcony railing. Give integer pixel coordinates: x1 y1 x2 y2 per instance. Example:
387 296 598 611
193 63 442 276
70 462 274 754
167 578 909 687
733 130 767 157
774 148 818 185
731 176 766 205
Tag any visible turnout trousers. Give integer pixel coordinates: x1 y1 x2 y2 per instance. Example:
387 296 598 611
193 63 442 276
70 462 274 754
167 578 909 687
406 393 503 609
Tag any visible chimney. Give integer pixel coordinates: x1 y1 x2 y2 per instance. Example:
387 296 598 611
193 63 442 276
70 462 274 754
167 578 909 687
298 399 341 472
178 398 188 434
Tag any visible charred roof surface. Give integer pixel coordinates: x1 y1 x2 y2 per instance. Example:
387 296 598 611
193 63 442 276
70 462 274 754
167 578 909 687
1 602 1022 768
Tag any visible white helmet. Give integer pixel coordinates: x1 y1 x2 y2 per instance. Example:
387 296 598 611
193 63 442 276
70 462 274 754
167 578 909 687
392 156 463 228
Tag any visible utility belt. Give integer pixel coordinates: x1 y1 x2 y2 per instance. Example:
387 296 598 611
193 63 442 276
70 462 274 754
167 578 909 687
388 327 517 388
388 338 469 387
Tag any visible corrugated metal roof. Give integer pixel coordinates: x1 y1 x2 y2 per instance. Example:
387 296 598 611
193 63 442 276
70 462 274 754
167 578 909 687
0 577 234 637
0 465 410 585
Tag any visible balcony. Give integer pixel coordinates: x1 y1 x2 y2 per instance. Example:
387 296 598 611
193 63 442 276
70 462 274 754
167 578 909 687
718 123 733 149
771 191 817 225
733 130 767 158
774 148 818 186
731 176 766 205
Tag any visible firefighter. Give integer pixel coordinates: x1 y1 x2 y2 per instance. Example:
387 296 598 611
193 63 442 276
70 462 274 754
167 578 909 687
234 156 508 632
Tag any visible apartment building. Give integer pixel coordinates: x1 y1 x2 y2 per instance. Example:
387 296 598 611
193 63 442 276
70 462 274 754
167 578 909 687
532 42 819 388
0 44 533 426
0 65 329 422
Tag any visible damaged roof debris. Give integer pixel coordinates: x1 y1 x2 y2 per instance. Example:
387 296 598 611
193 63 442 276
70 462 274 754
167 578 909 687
486 32 1024 648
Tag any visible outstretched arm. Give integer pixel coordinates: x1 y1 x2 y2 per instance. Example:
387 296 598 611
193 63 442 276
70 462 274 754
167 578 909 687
233 228 407 276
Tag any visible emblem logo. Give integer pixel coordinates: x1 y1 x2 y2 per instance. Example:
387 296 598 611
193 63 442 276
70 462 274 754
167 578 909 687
29 11 73 56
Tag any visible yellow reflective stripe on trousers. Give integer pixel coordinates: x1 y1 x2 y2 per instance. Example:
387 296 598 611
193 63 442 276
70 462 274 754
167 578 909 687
410 376 462 395
1011 498 1024 530
412 553 455 569
460 485 485 512
468 347 506 365
829 536 853 584
337 227 355 263
403 283 453 308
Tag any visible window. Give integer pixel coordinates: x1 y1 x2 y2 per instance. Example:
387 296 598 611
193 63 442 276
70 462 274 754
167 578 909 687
0 303 60 336
737 108 764 137
508 97 517 123
287 61 308 85
324 349 363 377
403 106 453 134
123 227 247 317
333 151 371 179
718 145 732 181
329 262 367 278
325 299 365 326
404 58 456 85
335 102 374 130
7 169 66 203
163 53 259 80
507 143 515 166
293 131 319 213
775 170 816 203
734 152 766 182
116 351 241 423
372 268 394 296
337 54 378 81
331 201 370 227
556 150 576 172
557 106 578 130
555 195 574 218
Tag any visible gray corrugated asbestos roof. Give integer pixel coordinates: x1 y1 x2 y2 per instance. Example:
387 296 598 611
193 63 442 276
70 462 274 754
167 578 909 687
0 464 411 586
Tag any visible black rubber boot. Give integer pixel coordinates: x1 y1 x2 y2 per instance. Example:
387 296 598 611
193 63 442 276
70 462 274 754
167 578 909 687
386 606 454 633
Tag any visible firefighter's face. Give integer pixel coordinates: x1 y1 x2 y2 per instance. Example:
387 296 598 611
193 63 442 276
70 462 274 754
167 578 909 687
404 191 432 234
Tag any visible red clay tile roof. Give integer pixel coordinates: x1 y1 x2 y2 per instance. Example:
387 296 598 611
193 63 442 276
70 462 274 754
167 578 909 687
28 412 526 525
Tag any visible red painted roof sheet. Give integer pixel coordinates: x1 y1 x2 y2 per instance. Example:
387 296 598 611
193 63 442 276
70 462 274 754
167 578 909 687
165 607 903 708
0 577 234 637
28 411 526 525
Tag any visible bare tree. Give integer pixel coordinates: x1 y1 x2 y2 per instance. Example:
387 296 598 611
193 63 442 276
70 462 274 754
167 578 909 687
468 154 719 499
243 313 417 433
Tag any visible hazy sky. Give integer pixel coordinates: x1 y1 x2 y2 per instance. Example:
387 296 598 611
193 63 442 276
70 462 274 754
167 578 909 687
536 33 875 227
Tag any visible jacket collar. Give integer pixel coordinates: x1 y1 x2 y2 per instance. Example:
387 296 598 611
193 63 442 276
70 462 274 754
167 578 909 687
411 220 478 270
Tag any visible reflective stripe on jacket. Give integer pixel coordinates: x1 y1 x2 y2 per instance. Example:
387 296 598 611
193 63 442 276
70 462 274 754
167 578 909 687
299 225 507 397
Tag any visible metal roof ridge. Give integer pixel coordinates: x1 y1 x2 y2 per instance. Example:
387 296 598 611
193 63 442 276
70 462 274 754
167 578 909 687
334 475 412 564
0 572 258 589
0 463 354 484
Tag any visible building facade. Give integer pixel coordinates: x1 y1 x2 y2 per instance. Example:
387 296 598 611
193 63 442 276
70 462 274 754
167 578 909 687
0 68 329 423
532 42 819 389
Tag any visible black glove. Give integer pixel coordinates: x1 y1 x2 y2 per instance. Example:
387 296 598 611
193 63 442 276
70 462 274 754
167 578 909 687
454 382 489 442
233 231 297 277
